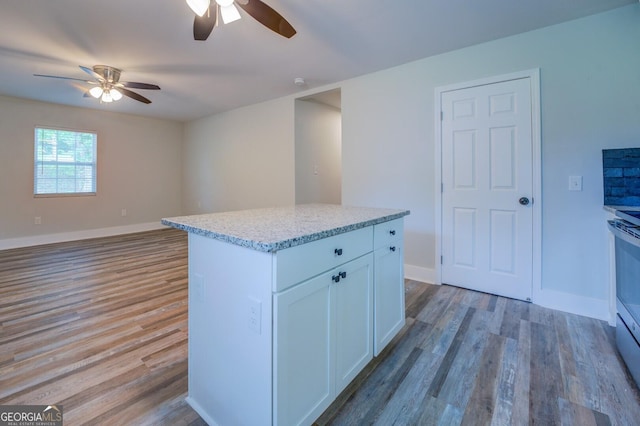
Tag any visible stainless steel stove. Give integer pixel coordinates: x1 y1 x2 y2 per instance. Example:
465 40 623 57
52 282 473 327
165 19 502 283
616 210 640 227
609 210 640 386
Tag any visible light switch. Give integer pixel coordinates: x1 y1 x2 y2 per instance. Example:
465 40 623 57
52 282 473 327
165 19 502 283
569 175 582 191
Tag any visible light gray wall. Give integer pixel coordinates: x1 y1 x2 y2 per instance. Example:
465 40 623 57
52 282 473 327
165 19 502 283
182 97 295 214
295 99 342 204
182 4 640 320
0 95 183 243
341 4 640 308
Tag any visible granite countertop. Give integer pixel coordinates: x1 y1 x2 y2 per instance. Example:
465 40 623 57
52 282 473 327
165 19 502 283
161 204 410 253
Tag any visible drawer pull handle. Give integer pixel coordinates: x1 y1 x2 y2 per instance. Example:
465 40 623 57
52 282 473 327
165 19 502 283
332 271 347 283
334 248 343 256
390 246 396 252
389 230 396 236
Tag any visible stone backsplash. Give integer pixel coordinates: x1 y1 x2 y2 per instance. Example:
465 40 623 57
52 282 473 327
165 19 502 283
603 148 640 206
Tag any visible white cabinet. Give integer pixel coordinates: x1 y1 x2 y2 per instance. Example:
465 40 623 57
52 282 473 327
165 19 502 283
373 218 405 355
185 217 404 426
274 226 373 292
274 269 333 426
274 254 373 426
334 254 374 393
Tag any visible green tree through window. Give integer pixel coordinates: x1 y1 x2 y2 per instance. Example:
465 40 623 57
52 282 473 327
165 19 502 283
34 127 97 195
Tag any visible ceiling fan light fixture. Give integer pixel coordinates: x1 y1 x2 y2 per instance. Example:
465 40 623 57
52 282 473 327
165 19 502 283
110 88 123 101
187 0 211 17
89 86 104 99
101 90 113 103
215 0 234 7
220 4 241 24
36 64 156 105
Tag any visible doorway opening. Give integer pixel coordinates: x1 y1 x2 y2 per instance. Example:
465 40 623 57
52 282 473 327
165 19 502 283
295 88 342 204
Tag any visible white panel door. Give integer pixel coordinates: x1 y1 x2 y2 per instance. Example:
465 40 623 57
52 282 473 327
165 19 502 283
441 78 533 301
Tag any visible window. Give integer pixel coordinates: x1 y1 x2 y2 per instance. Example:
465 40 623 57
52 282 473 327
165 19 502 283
34 127 97 196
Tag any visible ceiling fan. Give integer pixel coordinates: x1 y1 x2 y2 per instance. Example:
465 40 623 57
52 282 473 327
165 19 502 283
33 65 160 104
187 0 296 41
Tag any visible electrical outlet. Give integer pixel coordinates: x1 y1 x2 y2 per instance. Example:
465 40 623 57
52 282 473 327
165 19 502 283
248 297 262 334
34 216 41 225
192 273 204 302
121 208 127 217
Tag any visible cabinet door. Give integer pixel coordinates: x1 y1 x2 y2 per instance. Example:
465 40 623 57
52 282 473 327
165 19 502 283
274 271 334 426
334 253 374 394
374 244 405 355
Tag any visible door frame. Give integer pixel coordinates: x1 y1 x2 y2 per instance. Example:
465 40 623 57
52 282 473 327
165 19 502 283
434 69 542 302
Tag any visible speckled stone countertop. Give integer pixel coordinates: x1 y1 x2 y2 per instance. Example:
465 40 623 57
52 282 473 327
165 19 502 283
162 204 410 253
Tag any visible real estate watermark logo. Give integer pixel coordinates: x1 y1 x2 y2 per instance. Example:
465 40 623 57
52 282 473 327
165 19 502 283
0 405 63 426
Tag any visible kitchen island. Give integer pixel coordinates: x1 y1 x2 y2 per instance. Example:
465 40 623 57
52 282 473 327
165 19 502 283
162 204 409 426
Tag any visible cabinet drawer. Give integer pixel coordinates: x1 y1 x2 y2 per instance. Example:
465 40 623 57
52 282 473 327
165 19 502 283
274 226 373 292
374 218 403 250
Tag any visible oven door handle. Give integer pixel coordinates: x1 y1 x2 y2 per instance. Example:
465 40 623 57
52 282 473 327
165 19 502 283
608 220 640 248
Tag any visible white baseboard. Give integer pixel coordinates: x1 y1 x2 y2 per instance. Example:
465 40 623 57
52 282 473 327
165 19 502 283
535 288 613 325
186 397 219 426
404 264 436 284
404 264 612 324
0 222 167 250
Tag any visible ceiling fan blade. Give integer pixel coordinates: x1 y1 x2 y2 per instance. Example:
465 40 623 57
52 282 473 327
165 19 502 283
33 74 92 83
194 5 217 41
118 87 152 104
79 65 105 82
120 81 161 90
236 0 296 38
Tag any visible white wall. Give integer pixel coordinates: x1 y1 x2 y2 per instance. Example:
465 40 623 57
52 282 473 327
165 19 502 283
182 4 640 320
295 99 342 204
341 67 435 281
182 97 295 214
0 96 183 248
340 4 640 318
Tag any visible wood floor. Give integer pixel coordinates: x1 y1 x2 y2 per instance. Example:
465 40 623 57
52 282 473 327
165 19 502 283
317 282 640 425
0 229 199 425
1 229 640 425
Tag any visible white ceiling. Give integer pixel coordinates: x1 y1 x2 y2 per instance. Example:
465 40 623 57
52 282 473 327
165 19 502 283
0 0 634 122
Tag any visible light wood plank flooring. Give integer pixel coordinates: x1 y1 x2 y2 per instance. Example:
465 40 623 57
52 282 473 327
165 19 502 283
0 229 200 425
2 229 640 425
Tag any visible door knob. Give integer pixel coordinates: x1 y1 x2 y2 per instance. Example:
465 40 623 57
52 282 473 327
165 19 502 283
519 197 530 206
